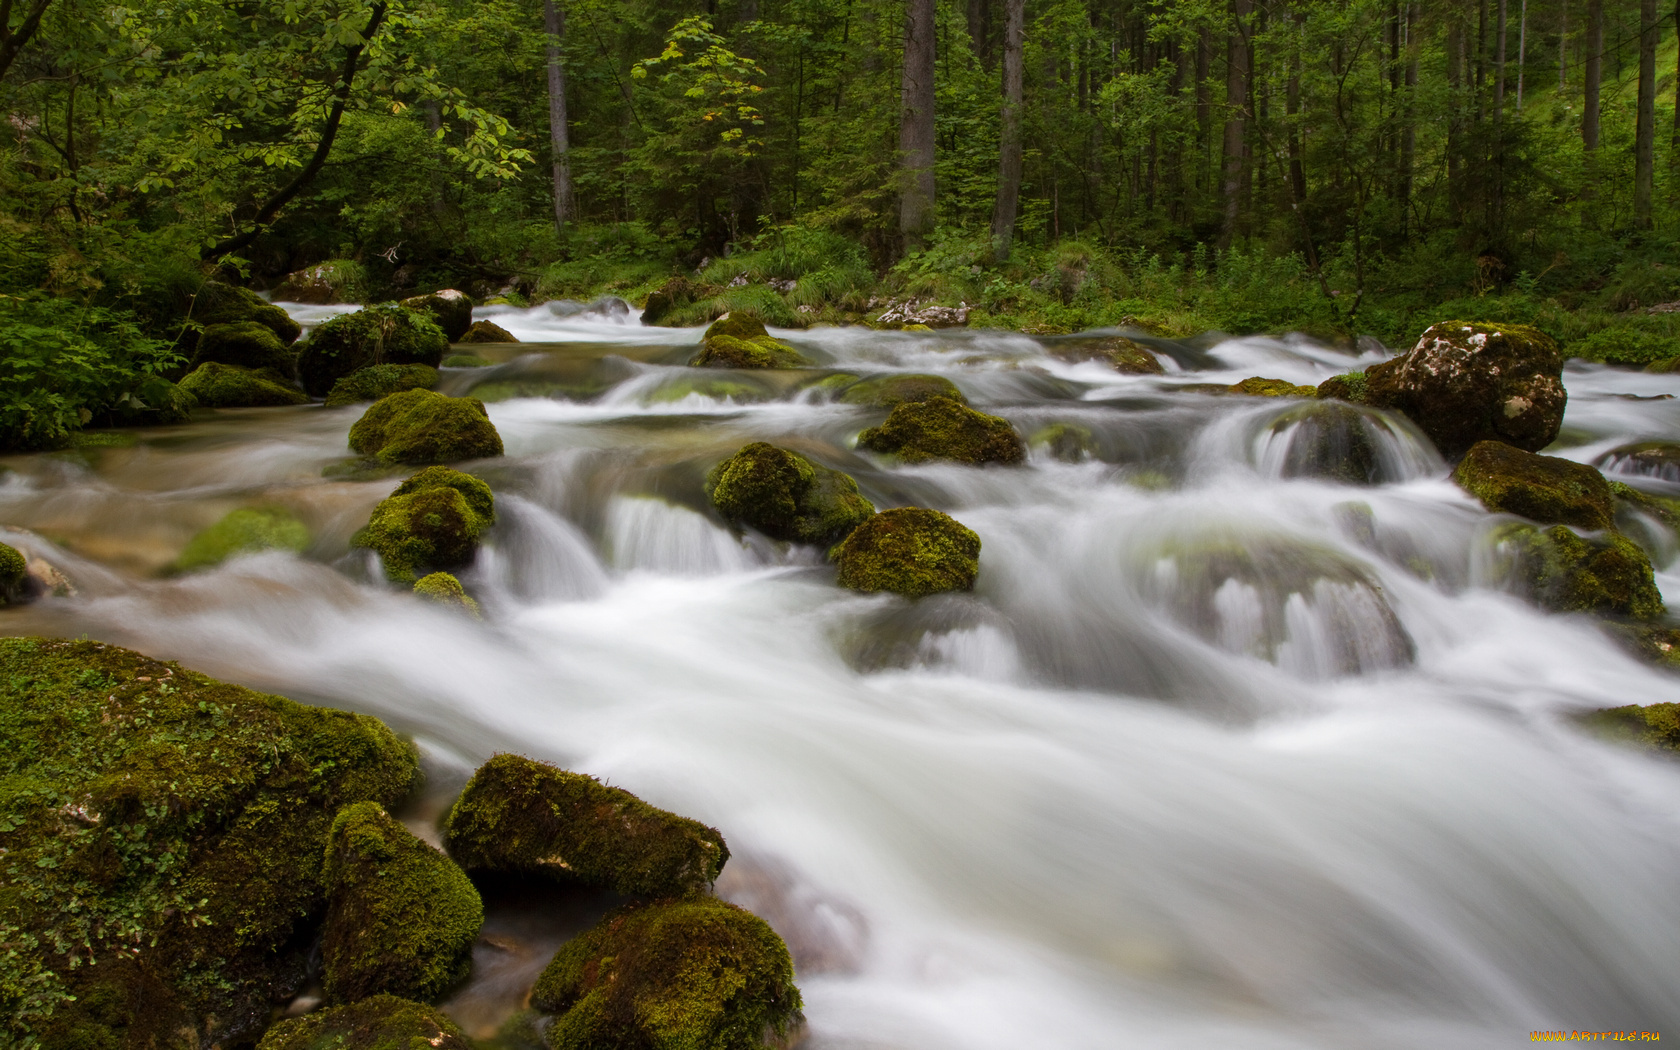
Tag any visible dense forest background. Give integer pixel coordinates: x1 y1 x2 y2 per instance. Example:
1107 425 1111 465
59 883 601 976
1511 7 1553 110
4 0 1680 443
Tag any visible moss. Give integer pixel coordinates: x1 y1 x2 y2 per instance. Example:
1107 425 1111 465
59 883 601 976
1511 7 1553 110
102 378 197 428
1454 440 1615 530
647 376 773 404
193 282 302 344
1030 422 1097 462
1317 371 1370 403
193 321 296 378
298 305 450 397
413 572 481 617
690 315 810 369
1495 522 1666 620
831 507 981 599
441 353 494 368
1580 703 1680 752
706 443 875 545
640 276 695 325
857 396 1025 465
531 897 802 1050
1610 480 1680 533
352 467 496 584
274 260 368 305
0 541 24 605
179 362 309 408
348 388 504 466
460 320 519 344
400 290 475 342
0 637 416 1048
256 994 473 1050
175 506 311 572
1229 376 1319 398
1102 337 1165 375
441 753 728 898
839 373 966 408
325 364 441 408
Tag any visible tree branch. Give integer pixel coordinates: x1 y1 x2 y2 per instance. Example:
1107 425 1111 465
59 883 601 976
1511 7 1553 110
0 0 55 83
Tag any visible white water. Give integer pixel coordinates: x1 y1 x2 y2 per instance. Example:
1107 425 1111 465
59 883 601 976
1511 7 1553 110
4 306 1680 1048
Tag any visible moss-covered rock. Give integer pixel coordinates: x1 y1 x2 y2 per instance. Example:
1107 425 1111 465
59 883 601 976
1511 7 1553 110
0 541 25 605
0 638 417 1049
531 897 802 1050
1453 440 1615 530
353 467 496 583
1103 336 1165 374
441 753 728 898
298 305 450 397
274 259 368 305
1316 371 1371 403
321 802 483 1004
1263 401 1384 484
400 290 475 342
1495 522 1666 619
640 276 695 326
690 315 810 369
325 364 441 408
647 375 774 404
175 506 311 572
1582 702 1680 752
257 994 473 1050
706 443 875 545
857 396 1025 465
831 507 981 599
103 377 197 428
193 282 303 344
839 373 967 408
1229 376 1318 398
193 321 297 379
348 388 504 466
413 571 481 617
179 362 309 408
1030 422 1097 462
460 320 519 344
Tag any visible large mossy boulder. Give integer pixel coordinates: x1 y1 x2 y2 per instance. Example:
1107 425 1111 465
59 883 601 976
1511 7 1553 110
1362 321 1566 458
193 281 303 344
179 362 309 408
839 373 966 408
531 897 803 1050
857 396 1025 465
325 364 440 408
1582 702 1680 752
1453 440 1616 530
459 319 519 344
175 506 310 572
640 276 695 326
400 289 475 342
831 506 981 599
706 442 875 544
0 638 417 1049
348 388 504 466
441 753 728 898
1317 371 1370 403
257 995 473 1050
690 315 810 369
1104 336 1166 375
353 467 496 583
298 304 450 397
321 802 483 1004
1230 376 1318 398
192 321 297 378
0 542 25 604
273 259 367 305
1495 522 1665 620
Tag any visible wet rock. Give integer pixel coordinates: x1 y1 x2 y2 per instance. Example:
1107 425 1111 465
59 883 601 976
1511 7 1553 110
1610 480 1680 535
0 541 24 604
530 897 802 1050
1316 371 1370 403
175 506 310 572
1602 623 1680 670
874 298 970 328
273 259 366 304
690 314 810 369
23 555 74 599
715 858 868 976
442 753 729 898
647 375 775 404
1596 441 1680 484
321 802 483 1004
461 320 519 344
179 362 308 408
1030 422 1098 462
831 507 981 599
297 304 450 397
192 321 296 378
1453 440 1615 530
857 396 1025 465
354 466 496 583
0 638 417 1049
706 442 875 545
1103 337 1165 375
348 388 504 466
839 373 967 408
1362 321 1566 458
414 571 482 617
324 363 440 407
1229 376 1318 398
1493 522 1665 620
641 276 696 326
401 289 475 342
1262 402 1382 484
193 281 302 344
1580 702 1680 751
257 995 472 1050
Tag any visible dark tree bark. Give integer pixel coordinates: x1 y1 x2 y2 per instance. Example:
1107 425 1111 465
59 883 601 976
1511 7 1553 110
1494 0 1507 121
1195 30 1211 191
1583 0 1601 152
0 0 52 83
1219 0 1252 247
1400 3 1418 233
545 0 573 231
989 0 1024 260
898 0 937 250
1634 0 1656 227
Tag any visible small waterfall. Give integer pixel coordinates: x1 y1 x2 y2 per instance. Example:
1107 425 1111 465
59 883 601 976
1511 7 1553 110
601 495 757 576
477 494 609 602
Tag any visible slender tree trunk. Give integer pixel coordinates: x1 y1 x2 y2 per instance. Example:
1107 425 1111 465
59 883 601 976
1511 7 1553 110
1401 3 1418 234
990 0 1024 261
1447 15 1464 214
1584 0 1601 152
899 0 937 250
1494 0 1507 121
1634 0 1656 228
1559 0 1568 91
545 0 573 231
1672 0 1680 152
1196 30 1211 192
1516 0 1527 109
1219 0 1251 247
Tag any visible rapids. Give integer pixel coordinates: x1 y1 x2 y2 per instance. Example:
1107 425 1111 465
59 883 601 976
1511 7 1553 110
3 302 1679 1049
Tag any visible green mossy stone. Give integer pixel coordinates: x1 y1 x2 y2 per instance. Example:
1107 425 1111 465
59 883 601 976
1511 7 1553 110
1317 371 1371 403
321 802 483 1004
441 753 728 898
1582 702 1680 751
353 467 496 584
193 282 302 344
706 442 875 545
250 302 305 346
256 994 473 1050
413 572 482 617
193 321 296 378
1454 440 1616 530
175 507 311 572
179 362 309 408
400 290 475 342
442 353 495 368
348 388 504 466
298 305 450 397
690 315 809 369
831 506 981 599
647 376 773 404
1610 480 1680 534
0 637 417 1048
0 542 24 604
1102 337 1165 375
839 373 967 408
1030 422 1097 462
1229 376 1319 398
1495 522 1666 620
105 378 197 427
531 897 802 1050
460 320 519 344
856 396 1025 466
640 276 694 326
325 364 441 408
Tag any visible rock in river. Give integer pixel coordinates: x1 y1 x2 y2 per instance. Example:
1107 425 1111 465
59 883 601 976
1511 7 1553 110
706 442 875 545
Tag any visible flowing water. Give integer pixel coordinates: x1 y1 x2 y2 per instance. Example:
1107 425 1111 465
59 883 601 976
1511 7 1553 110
4 302 1680 1048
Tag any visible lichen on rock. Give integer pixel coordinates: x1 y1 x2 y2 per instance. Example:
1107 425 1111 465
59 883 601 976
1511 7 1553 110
1316 371 1371 404
1102 337 1165 375
857 396 1025 465
192 321 298 379
1229 376 1318 398
706 442 875 545
256 994 473 1050
831 506 981 599
353 466 496 583
690 314 810 369
348 388 504 466
1453 440 1616 530
175 506 311 572
179 362 309 408
325 364 441 408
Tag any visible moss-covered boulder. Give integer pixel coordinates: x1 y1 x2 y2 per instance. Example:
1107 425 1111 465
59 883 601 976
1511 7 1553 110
102 377 197 428
1582 702 1680 752
0 638 417 1049
531 897 803 1050
1263 401 1385 485
348 388 504 466
1495 522 1665 620
1316 371 1371 403
193 281 303 344
690 315 810 369
640 276 695 326
857 396 1025 465
325 364 441 408
460 320 518 344
442 753 728 898
321 802 482 1004
191 321 297 379
1362 321 1566 458
400 290 475 342
1030 422 1097 462
414 571 481 616
179 362 309 408
274 259 367 305
1453 440 1616 530
257 995 473 1050
298 304 450 397
0 541 25 605
831 507 981 599
839 373 967 408
353 467 496 583
1103 336 1165 374
175 506 311 572
1230 376 1318 398
706 443 875 544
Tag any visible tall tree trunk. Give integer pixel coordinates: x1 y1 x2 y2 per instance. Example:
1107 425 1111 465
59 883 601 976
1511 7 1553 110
1634 0 1656 228
0 0 53 83
1401 3 1418 234
1196 30 1211 192
1558 0 1568 91
1516 0 1527 109
899 0 937 250
990 0 1024 261
1494 0 1507 121
1219 0 1251 247
1447 15 1464 215
545 0 573 231
966 0 988 67
1672 0 1680 153
1583 0 1601 152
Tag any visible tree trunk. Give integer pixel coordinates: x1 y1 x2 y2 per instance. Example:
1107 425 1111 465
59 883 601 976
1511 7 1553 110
1634 0 1656 227
898 0 937 250
1558 0 1567 91
1494 0 1507 122
967 0 990 68
0 0 53 83
1196 30 1211 192
990 0 1024 261
1447 15 1464 213
1672 0 1680 152
1583 0 1601 152
1219 0 1251 247
1401 3 1418 233
1516 0 1527 109
544 0 573 231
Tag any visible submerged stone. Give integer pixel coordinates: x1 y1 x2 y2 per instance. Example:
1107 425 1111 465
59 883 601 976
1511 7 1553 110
353 466 496 584
348 388 504 466
400 289 475 342
460 319 519 344
857 396 1025 465
1581 702 1680 752
1030 422 1098 462
1263 402 1382 484
413 571 482 617
442 753 728 898
298 304 450 396
1493 522 1665 620
193 321 297 379
690 314 810 369
1102 337 1165 374
1453 440 1615 530
179 362 308 408
1595 441 1680 484
325 364 441 407
1229 376 1318 398
257 995 473 1050
175 506 311 572
831 507 981 599
706 442 875 544
442 353 495 368
839 373 967 408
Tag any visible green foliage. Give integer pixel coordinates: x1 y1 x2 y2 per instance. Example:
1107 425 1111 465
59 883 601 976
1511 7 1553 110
857 396 1025 465
347 388 504 465
179 363 309 408
830 507 981 599
175 507 312 572
325 364 441 407
353 466 496 583
1583 703 1680 753
705 442 875 544
257 995 474 1050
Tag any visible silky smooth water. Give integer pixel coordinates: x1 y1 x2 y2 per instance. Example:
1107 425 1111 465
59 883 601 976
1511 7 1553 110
4 305 1679 1049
